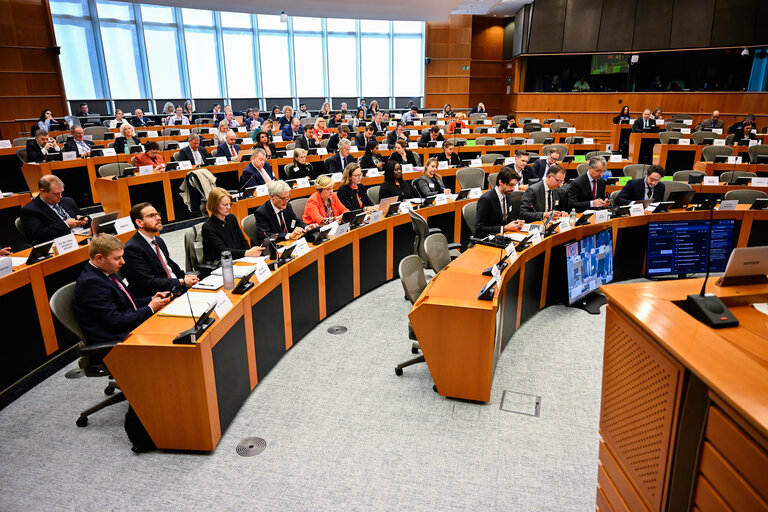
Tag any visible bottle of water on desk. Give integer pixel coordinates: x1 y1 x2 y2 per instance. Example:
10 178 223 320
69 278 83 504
221 250 234 290
569 208 577 227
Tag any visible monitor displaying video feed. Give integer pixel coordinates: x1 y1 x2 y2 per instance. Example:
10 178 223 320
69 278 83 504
565 229 614 305
646 220 735 276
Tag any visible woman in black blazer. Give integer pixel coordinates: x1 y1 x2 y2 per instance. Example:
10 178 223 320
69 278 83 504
336 163 374 211
613 106 631 124
436 141 461 167
413 157 446 198
289 148 315 179
388 140 418 167
379 160 413 201
358 140 385 171
255 131 277 158
113 123 141 154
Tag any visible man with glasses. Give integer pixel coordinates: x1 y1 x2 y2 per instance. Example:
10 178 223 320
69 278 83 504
253 180 312 243
20 174 90 244
520 164 569 222
567 156 610 212
63 125 96 158
615 164 666 206
528 147 561 184
122 202 199 297
240 148 275 188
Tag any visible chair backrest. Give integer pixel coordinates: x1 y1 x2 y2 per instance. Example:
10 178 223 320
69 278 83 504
13 137 29 147
49 282 84 341
610 190 621 202
662 181 692 200
286 142 296 151
549 121 570 132
720 171 757 183
161 127 178 137
196 118 214 125
724 189 768 205
462 201 477 236
672 170 705 182
56 133 71 144
456 167 485 190
542 143 568 157
666 122 687 131
412 151 422 167
408 209 430 263
475 136 494 145
424 233 451 273
691 131 717 145
16 148 27 164
283 163 296 179
480 153 503 164
658 131 682 144
487 172 498 189
505 137 525 145
469 113 486 124
399 254 427 304
211 148 219 158
15 217 26 239
241 214 258 245
702 145 734 161
530 131 551 144
725 134 735 145
447 138 467 146
748 144 768 162
523 123 541 133
184 224 207 272
671 114 692 121
585 151 612 159
84 126 108 140
64 115 80 128
474 127 489 134
576 162 589 176
98 162 131 178
367 184 380 204
319 139 329 148
492 115 506 125
289 197 308 220
622 164 649 179
172 151 181 162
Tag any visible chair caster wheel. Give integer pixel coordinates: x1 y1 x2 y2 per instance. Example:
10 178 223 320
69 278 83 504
411 347 419 354
104 386 115 396
433 385 438 393
395 367 403 376
76 416 88 427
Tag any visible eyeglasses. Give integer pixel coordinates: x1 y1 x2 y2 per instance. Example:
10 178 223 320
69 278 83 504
551 176 565 184
220 202 232 208
143 212 161 219
276 194 290 202
351 173 362 178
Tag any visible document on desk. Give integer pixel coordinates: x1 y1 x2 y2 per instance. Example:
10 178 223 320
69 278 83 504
158 292 216 317
753 303 768 317
212 264 258 278
192 274 224 291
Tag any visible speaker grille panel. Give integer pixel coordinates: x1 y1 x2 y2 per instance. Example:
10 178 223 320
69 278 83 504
600 306 682 510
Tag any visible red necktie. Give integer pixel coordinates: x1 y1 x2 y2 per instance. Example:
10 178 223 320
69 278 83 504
110 275 137 310
230 145 236 157
152 240 173 278
591 179 596 200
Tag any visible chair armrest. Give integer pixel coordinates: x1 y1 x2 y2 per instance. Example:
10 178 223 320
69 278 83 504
447 243 461 251
79 340 121 357
428 228 441 234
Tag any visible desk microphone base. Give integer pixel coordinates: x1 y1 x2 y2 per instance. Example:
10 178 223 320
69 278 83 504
173 318 215 344
683 294 739 328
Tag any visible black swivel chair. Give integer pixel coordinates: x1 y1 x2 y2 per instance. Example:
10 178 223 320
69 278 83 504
394 255 429 377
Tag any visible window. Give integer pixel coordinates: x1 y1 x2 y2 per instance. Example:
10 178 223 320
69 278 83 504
182 8 213 26
360 20 389 34
292 17 321 32
294 35 324 97
144 26 183 97
223 32 257 97
326 18 355 33
50 0 87 17
185 29 220 97
393 21 422 34
53 20 103 98
140 4 173 23
96 0 133 21
327 36 357 97
257 14 286 31
220 11 251 29
393 38 422 97
100 22 144 97
259 34 290 97
361 37 390 97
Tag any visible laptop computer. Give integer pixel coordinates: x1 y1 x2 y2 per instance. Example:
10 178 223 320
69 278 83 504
91 212 120 234
667 190 696 209
715 246 768 286
750 198 768 210
378 195 399 213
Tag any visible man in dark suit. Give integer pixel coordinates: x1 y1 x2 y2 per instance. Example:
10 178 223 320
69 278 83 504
354 124 376 149
20 174 90 245
211 104 225 124
520 164 569 222
26 130 60 163
475 167 525 237
526 147 561 184
371 112 386 133
567 156 610 212
295 126 321 151
615 164 666 206
74 233 170 347
122 202 198 297
131 109 149 127
326 139 355 175
696 110 724 131
63 126 97 157
216 131 242 162
510 150 535 184
327 125 351 153
254 181 309 243
178 134 208 167
417 126 445 147
239 148 275 188
281 117 305 141
632 109 656 133
387 122 409 148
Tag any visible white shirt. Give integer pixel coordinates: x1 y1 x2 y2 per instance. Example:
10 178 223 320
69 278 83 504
138 231 169 270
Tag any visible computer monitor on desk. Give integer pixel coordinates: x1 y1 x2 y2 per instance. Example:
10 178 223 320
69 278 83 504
646 219 735 277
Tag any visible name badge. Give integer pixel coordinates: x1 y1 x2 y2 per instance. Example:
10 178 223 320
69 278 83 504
460 129 470 134
178 160 192 170
292 238 310 257
215 156 228 165
62 151 76 161
470 158 482 167
53 233 78 255
752 177 768 187
713 139 726 146
541 127 551 133
0 257 12 277
718 199 738 211
254 259 272 283
317 148 328 155
212 290 233 318
102 148 116 157
702 176 719 185
530 230 542 245
296 177 310 188
629 204 645 217
366 168 380 177
680 128 691 134
114 216 134 234
180 129 190 136
332 172 343 182
272 135 283 142
402 164 414 172
594 210 609 223
583 138 594 144
566 127 576 133
438 161 448 170
683 119 693 126
139 165 153 175
678 138 691 145
255 184 269 197
609 154 622 162
487 128 497 134
711 128 723 134
469 188 482 199
368 210 383 223
434 194 447 205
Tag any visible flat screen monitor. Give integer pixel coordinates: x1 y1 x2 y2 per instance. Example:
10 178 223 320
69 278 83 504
646 220 735 276
590 54 630 75
565 229 614 305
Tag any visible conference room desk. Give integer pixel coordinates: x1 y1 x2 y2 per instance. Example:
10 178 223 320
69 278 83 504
596 278 768 512
652 143 753 174
694 161 768 177
103 198 478 451
408 206 768 404
606 183 768 204
0 192 32 250
0 230 134 399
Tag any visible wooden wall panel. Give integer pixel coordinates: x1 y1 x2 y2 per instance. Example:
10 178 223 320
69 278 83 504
670 0 715 49
425 78 470 95
471 17 505 60
528 0 567 53
633 0 672 50
425 59 470 77
562 0 602 53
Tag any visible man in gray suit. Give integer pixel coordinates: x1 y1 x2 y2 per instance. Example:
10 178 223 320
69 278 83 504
520 164 569 222
696 110 724 131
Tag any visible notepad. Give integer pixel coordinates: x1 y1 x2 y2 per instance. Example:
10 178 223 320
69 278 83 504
158 292 216 317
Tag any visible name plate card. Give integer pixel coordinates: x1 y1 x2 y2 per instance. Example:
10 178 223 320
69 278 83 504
139 165 153 175
530 229 542 246
272 135 283 142
366 168 380 177
713 139 726 146
53 234 78 255
583 138 594 144
62 151 76 161
332 172 343 182
680 128 691 134
461 129 470 134
292 238 310 257
683 119 693 125
470 158 482 167
702 176 719 185
438 161 449 170
213 290 233 317
180 129 190 136
215 156 228 165
408 142 418 149
436 140 444 147
237 127 247 133
504 157 515 165
349 146 358 152
254 259 272 284
0 257 12 278
678 138 691 145
0 140 11 148
495 139 504 146
558 218 571 233
513 128 523 134
752 177 768 187
368 210 383 223
488 128 497 134
286 150 294 158
541 127 551 133
102 148 116 157
402 164 414 173
484 120 493 125
594 210 610 223
434 194 447 206
505 241 517 262
712 128 723 134
335 222 350 236
525 139 535 145
178 160 193 170
609 154 622 162
114 216 134 234
531 119 540 124
241 138 253 145
389 121 397 127
410 130 418 136
629 204 645 217
727 156 743 164
469 188 482 199
178 142 189 149
317 148 328 155
656 119 665 125
296 177 310 188
749 139 759 147
255 185 269 197
491 263 501 281
437 120 445 126
718 199 738 211
567 127 577 133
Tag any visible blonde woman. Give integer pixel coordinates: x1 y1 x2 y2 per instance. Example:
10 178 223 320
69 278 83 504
212 120 230 146
413 157 445 197
201 187 263 262
113 123 140 154
319 102 331 118
278 106 294 128
303 175 348 225
314 117 329 135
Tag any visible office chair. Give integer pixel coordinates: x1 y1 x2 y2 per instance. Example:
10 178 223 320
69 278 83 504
577 163 589 176
691 131 717 145
542 144 568 157
702 146 734 162
456 167 485 190
672 170 705 183
13 137 29 147
408 209 460 268
394 254 428 377
16 148 27 164
14 217 26 240
530 131 551 144
480 153 503 164
366 185 380 205
747 144 768 163
724 189 768 205
289 197 308 221
622 164 649 179
658 131 682 144
505 137 526 145
49 282 126 427
586 151 612 159
97 162 131 178
662 181 692 201
719 171 757 183
462 202 477 237
241 214 259 246
184 224 217 277
550 121 570 133
487 172 499 189
424 233 455 273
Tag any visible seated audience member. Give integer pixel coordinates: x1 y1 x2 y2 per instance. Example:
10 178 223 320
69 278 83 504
328 112 345 129
165 106 189 126
354 124 376 150
277 106 293 128
289 148 314 179
326 139 356 175
240 148 275 188
295 125 322 151
413 158 446 197
367 100 380 118
297 103 310 120
20 174 90 244
510 150 534 184
260 119 275 141
37 109 62 134
445 113 467 134
379 160 413 201
133 141 166 171
386 122 409 148
632 109 656 132
520 164 569 222
77 103 98 126
314 117 330 135
26 130 59 163
216 131 242 162
359 140 385 171
113 123 141 154
476 166 525 237
268 105 281 122
122 202 198 297
318 102 332 118
527 147 561 184
63 126 96 157
223 109 239 129
567 156 610 212
337 163 375 211
402 106 420 125
212 120 230 146
338 102 349 116
371 112 386 133
350 108 367 129
254 180 309 243
388 140 418 167
382 112 391 124
202 187 264 262
436 141 461 167
359 99 367 111
178 133 208 167
161 102 175 116
254 130 277 158
211 103 225 123
470 102 486 115
549 75 563 92
183 101 194 117
110 109 128 129
244 108 263 131
303 175 349 225
729 115 758 144
651 108 663 121
131 109 149 127
73 233 171 346
572 76 590 92
0 247 10 256
442 104 454 117
696 110 723 131
418 125 445 147
615 164 666 206
613 106 631 124
327 125 351 153
499 115 518 132
282 117 305 141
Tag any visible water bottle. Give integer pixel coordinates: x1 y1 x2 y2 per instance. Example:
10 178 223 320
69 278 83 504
569 208 577 227
221 250 234 290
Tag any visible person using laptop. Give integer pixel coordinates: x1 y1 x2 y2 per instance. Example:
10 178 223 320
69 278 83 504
418 126 445 147
20 174 90 244
614 164 666 206
165 106 189 126
476 166 524 237
386 122 409 148
359 140 385 171
436 141 461 167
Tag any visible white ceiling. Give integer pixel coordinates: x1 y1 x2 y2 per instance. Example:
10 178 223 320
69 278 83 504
134 0 529 22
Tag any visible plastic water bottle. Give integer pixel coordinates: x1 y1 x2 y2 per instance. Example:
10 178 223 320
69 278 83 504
569 208 577 227
221 250 234 290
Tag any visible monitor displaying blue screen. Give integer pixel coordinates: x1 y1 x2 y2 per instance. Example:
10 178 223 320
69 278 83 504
646 220 735 276
565 229 614 305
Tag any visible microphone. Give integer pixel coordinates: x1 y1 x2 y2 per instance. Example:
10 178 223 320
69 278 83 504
235 171 257 200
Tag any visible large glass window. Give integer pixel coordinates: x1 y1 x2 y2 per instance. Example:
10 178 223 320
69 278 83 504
361 37 390 97
327 36 357 97
393 38 422 97
53 20 103 98
223 32 257 98
144 26 183 97
259 34 290 97
100 22 144 97
185 29 220 97
293 35 324 97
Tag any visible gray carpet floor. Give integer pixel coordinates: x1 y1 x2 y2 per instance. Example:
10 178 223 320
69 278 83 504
0 228 607 511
